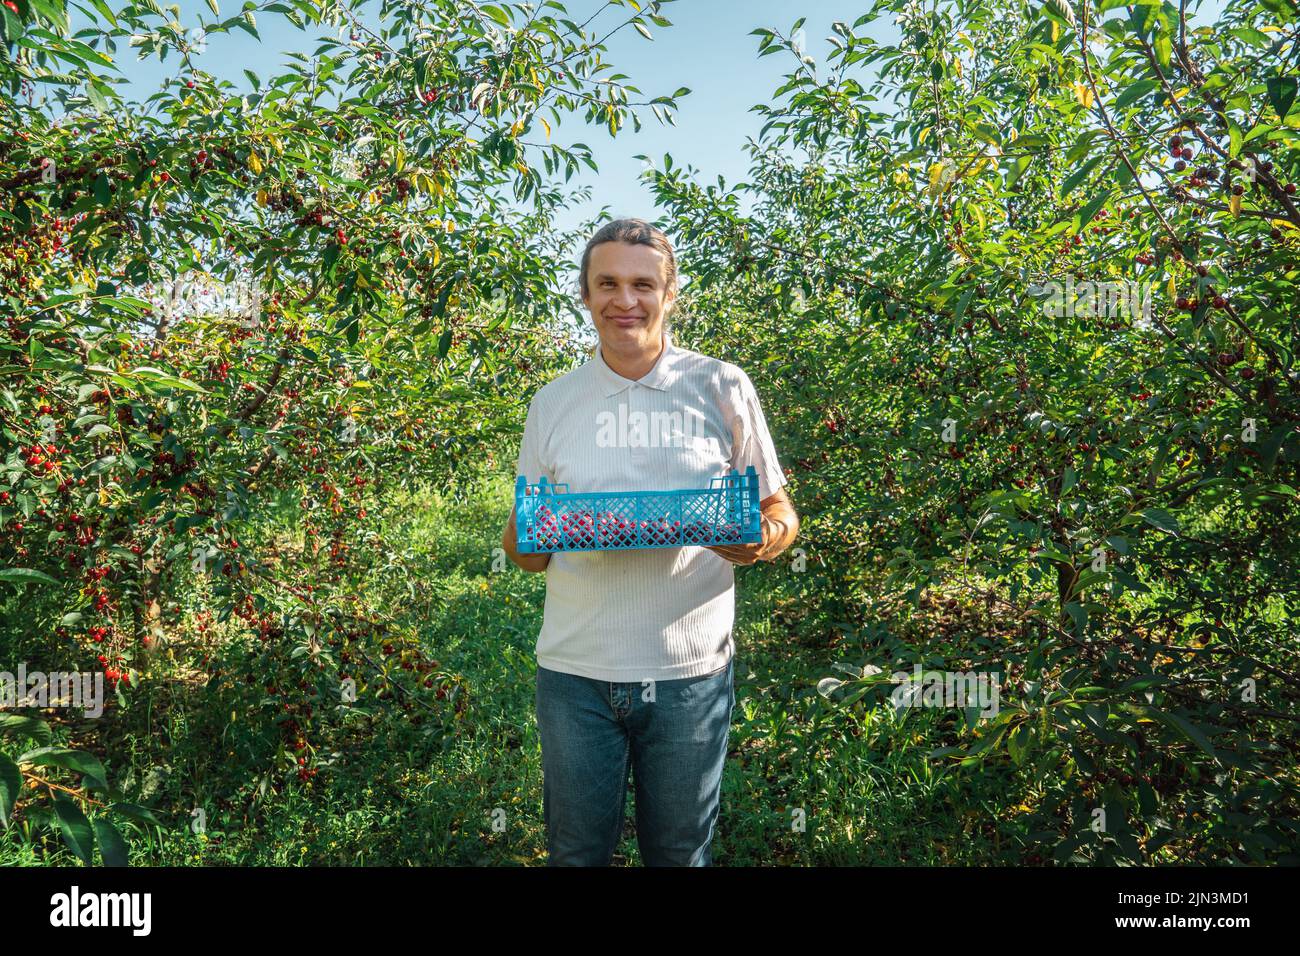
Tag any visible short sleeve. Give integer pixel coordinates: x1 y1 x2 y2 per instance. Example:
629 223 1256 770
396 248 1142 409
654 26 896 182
726 367 787 502
515 393 551 485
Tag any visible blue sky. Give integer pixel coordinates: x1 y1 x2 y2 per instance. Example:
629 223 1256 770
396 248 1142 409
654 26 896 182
81 1 898 238
69 0 1228 296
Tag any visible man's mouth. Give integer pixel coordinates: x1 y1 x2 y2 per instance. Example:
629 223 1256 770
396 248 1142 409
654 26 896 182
609 315 642 327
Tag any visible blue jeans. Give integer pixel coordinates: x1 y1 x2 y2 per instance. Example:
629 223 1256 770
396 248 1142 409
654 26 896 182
535 656 735 866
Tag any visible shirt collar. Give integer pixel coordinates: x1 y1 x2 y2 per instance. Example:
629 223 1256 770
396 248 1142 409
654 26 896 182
592 329 681 397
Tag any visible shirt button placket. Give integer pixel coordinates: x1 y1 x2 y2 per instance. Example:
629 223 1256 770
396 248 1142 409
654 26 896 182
628 384 646 464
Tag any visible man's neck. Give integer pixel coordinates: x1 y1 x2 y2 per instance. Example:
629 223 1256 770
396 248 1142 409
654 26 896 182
601 333 664 381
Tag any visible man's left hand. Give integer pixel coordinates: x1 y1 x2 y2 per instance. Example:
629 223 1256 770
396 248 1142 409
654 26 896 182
705 488 799 566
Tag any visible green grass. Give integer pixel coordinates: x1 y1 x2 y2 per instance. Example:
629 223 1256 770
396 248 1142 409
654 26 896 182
5 472 1024 866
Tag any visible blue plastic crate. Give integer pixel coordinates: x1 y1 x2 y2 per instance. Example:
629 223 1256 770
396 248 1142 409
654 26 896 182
514 465 762 554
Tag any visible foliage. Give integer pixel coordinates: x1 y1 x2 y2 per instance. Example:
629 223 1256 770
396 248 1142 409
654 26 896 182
649 0 1300 863
1 0 680 861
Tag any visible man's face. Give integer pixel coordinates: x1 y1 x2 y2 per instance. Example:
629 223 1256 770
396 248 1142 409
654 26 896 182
582 241 675 358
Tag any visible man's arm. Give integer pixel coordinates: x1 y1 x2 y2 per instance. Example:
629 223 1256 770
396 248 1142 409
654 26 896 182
502 503 551 572
757 486 800 558
707 487 799 566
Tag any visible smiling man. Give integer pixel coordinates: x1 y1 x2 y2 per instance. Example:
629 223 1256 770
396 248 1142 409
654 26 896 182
502 217 799 866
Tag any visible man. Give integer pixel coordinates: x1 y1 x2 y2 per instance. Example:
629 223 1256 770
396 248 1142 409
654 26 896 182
502 218 799 865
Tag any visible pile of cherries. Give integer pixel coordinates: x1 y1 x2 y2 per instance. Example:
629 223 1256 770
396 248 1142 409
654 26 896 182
531 505 741 550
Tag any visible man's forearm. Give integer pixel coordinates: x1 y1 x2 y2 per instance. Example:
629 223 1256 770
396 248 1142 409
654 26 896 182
760 506 800 560
503 506 551 572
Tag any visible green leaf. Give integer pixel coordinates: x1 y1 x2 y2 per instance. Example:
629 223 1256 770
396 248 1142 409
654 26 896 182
1228 117 1243 158
0 714 53 744
0 754 19 829
1141 706 1220 761
1114 78 1157 109
130 367 206 393
93 173 111 205
52 793 96 865
1008 721 1032 765
437 328 453 359
1045 0 1077 27
1065 600 1087 635
1005 154 1032 190
1137 507 1179 534
206 0 219 14
1072 188 1112 233
0 568 59 587
1260 424 1292 472
1059 155 1103 198
1113 568 1149 594
1153 34 1172 68
953 285 976 326
86 82 109 112
1266 76 1297 120
107 801 165 830
94 818 130 866
88 455 118 475
19 746 108 790
481 3 510 26
1137 778 1158 815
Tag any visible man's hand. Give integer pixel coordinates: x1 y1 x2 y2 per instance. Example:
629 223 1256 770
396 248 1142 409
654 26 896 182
502 504 551 572
705 487 799 566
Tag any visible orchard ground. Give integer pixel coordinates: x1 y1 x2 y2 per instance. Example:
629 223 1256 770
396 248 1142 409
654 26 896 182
3 468 1049 867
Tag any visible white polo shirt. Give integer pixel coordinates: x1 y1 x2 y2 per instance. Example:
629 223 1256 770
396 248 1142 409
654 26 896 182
514 329 788 683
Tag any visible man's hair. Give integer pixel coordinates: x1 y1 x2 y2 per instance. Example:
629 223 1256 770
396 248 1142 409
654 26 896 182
578 217 679 306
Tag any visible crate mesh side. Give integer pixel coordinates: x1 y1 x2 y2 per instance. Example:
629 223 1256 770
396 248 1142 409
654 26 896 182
517 472 754 553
